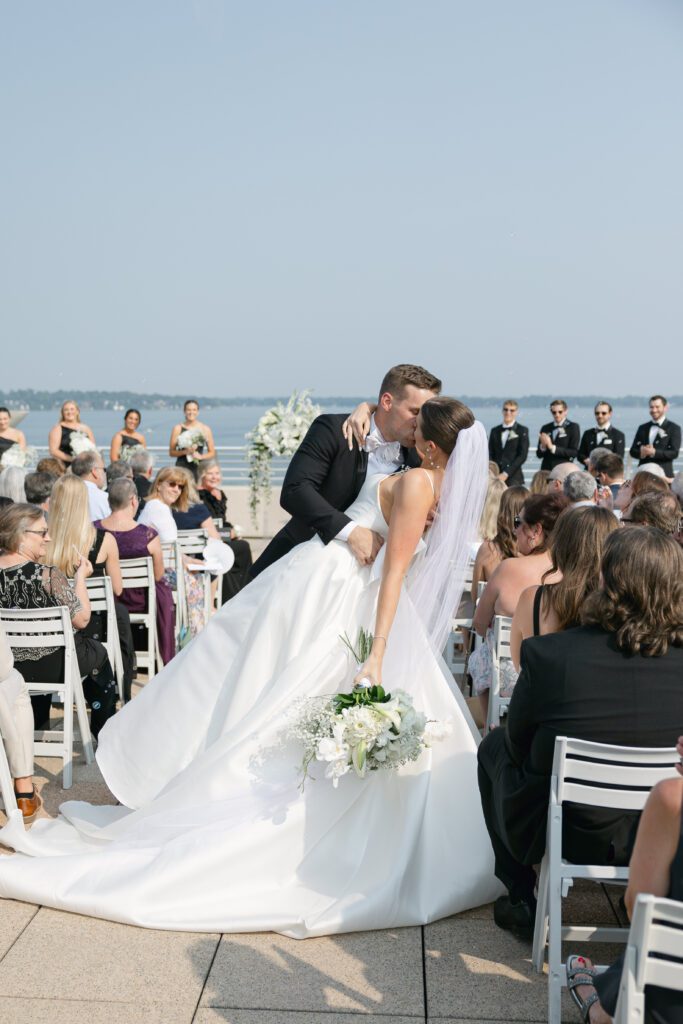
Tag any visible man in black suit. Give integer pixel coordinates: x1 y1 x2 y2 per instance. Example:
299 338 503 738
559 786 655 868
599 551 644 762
488 400 529 486
536 399 580 472
477 527 683 939
249 364 441 579
577 401 625 465
629 394 681 479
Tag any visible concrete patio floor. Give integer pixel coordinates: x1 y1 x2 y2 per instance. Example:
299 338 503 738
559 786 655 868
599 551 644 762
0 691 628 1024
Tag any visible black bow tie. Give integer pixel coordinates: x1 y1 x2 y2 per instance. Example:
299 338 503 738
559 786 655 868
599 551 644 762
651 422 662 428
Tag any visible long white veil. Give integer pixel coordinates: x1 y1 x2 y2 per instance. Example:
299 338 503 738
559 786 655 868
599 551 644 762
408 420 489 654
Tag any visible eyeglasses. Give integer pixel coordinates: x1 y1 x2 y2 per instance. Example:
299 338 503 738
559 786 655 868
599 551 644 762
166 482 183 490
513 516 525 528
503 407 516 413
25 528 49 538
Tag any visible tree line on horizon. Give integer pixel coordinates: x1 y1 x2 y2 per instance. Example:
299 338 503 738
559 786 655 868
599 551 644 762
0 389 680 411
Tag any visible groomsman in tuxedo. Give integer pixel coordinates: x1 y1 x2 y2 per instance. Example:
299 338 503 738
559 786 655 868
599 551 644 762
536 399 580 472
488 400 529 486
577 401 625 465
629 394 681 479
249 364 441 579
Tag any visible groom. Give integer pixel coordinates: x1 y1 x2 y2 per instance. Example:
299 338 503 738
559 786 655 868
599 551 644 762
249 364 442 579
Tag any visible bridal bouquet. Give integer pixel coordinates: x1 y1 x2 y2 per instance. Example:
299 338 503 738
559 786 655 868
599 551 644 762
176 429 206 462
245 390 321 523
0 444 38 469
291 629 450 788
70 433 97 456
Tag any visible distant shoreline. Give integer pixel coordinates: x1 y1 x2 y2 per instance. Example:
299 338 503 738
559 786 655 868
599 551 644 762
1 390 680 412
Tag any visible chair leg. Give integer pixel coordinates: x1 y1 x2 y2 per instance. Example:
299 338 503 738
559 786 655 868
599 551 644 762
0 739 18 815
73 675 94 766
547 864 564 1024
532 854 550 972
62 677 74 790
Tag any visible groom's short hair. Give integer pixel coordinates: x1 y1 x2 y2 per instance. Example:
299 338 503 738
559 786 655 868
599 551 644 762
379 365 442 400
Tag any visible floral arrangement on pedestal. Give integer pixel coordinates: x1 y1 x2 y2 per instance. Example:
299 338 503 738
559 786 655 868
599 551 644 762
0 444 39 469
245 390 321 524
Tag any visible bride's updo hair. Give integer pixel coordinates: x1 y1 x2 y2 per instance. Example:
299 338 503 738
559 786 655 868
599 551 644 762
420 397 474 457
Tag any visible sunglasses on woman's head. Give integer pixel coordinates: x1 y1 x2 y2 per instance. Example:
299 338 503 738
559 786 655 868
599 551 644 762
513 516 524 528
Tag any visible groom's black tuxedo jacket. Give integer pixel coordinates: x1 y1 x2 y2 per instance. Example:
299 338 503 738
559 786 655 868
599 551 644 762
488 423 529 486
249 414 421 579
577 425 625 464
629 419 681 478
535 420 580 471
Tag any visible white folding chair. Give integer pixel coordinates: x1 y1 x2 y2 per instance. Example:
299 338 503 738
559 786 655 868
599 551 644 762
484 614 513 733
176 529 212 620
614 895 683 1023
0 606 94 790
532 736 679 1024
84 575 124 701
162 540 186 649
0 734 18 816
119 557 162 676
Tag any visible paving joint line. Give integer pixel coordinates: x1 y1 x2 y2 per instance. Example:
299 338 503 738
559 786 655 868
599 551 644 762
420 924 428 1023
190 931 223 1023
0 904 39 965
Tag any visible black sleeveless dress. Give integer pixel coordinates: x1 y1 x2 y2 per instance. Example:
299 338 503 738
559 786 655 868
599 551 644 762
58 425 78 460
174 425 204 481
594 807 683 1022
0 436 15 460
119 434 140 454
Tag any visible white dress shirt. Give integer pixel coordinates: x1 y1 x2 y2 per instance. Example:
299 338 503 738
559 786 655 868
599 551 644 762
85 480 111 521
501 421 516 446
648 416 666 446
595 421 611 444
336 416 405 543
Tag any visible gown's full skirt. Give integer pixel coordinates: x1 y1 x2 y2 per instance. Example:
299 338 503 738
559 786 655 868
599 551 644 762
0 522 501 936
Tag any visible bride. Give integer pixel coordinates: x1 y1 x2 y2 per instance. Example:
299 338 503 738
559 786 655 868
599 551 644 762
0 397 501 937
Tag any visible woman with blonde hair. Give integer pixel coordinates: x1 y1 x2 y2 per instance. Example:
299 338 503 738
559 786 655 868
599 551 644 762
46 475 134 700
138 467 207 636
529 469 550 495
477 478 506 548
48 400 96 468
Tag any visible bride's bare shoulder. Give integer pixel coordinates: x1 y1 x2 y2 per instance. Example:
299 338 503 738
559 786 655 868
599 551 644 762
394 467 434 500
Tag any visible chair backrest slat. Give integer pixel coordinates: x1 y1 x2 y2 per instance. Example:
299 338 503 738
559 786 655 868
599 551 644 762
553 737 679 811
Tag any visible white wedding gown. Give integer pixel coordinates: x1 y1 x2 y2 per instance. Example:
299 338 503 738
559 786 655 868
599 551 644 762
0 474 500 936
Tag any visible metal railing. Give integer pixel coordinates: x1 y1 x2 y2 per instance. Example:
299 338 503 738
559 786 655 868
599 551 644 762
25 445 683 486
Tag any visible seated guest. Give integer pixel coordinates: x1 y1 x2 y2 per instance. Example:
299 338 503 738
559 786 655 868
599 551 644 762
0 503 117 738
615 469 670 518
109 409 146 463
71 450 111 521
471 486 528 599
510 505 618 669
585 446 611 476
198 461 253 600
130 450 154 502
0 619 37 821
24 471 57 512
0 467 27 504
97 478 176 669
48 400 96 469
169 469 235 608
36 456 65 477
46 475 134 702
626 491 681 535
566 771 683 1024
475 478 507 557
673 471 683 508
528 470 549 495
592 452 625 500
478 527 683 939
470 493 569 710
105 462 133 488
563 470 599 507
138 468 206 637
546 461 576 493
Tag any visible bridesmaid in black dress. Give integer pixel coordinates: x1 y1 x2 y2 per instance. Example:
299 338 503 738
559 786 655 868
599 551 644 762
48 400 96 468
168 399 216 481
0 407 27 464
110 408 146 463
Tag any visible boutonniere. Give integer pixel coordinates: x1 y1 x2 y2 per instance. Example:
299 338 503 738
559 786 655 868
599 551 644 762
657 429 668 441
557 429 566 438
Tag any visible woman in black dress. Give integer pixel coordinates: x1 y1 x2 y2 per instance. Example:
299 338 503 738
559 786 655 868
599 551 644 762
109 408 147 463
48 400 97 469
168 400 216 481
0 407 27 465
197 460 253 600
0 503 117 737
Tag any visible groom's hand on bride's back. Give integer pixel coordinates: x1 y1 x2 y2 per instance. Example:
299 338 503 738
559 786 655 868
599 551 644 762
348 526 384 566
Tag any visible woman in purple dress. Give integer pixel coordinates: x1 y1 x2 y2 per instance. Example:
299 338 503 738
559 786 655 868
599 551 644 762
95 478 175 666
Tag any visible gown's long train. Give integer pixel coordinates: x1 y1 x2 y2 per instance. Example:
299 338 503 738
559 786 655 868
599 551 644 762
0 475 501 937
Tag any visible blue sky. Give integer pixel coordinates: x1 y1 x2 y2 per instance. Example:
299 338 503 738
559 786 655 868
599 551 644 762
1 1 682 398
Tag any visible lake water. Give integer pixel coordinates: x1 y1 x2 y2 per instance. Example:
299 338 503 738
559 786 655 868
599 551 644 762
17 402 678 451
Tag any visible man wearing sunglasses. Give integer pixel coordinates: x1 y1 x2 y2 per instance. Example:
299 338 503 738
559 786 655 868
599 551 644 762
488 400 529 486
536 399 580 472
577 401 625 467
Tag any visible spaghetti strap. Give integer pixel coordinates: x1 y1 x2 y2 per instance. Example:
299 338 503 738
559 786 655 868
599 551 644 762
532 585 544 637
421 468 436 496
